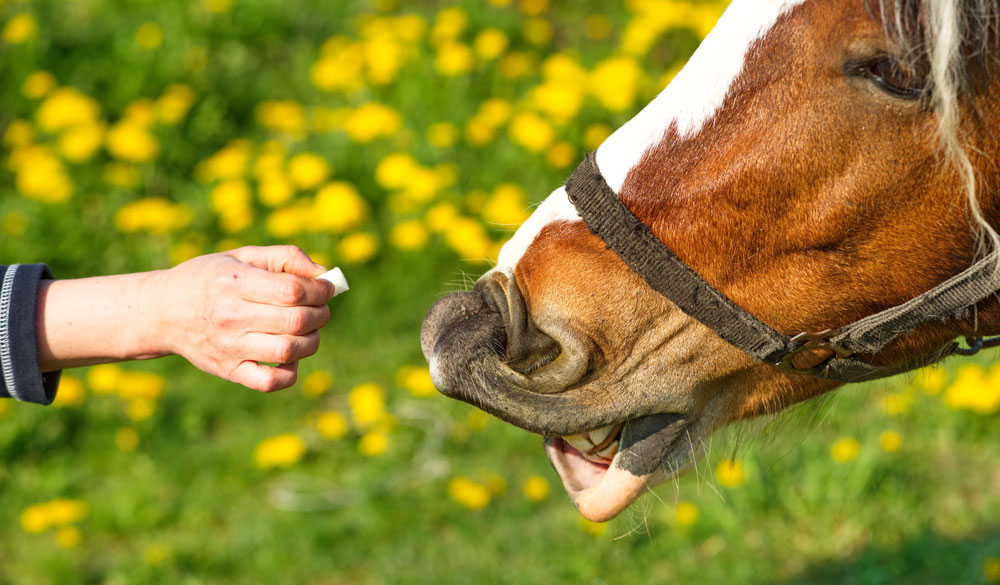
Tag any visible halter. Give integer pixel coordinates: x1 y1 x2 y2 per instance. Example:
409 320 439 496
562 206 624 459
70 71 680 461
565 151 1000 382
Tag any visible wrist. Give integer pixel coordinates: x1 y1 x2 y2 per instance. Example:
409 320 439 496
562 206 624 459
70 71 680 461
134 269 173 360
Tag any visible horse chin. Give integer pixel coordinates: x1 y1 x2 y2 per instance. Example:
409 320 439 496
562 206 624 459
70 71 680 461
544 412 692 522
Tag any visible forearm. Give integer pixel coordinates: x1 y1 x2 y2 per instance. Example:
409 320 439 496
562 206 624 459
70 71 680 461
36 271 169 371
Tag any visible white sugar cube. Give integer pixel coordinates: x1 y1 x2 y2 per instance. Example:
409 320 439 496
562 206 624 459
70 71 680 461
317 267 350 297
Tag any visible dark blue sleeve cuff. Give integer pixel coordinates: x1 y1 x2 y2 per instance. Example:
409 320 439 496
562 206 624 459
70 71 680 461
0 264 61 405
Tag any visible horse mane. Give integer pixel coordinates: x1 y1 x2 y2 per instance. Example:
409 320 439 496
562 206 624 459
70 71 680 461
877 0 1000 259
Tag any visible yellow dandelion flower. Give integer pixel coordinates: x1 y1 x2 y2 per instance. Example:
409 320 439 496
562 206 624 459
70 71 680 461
524 18 554 46
156 84 196 125
36 87 100 133
126 398 156 422
114 198 193 234
578 517 609 536
390 220 430 252
465 117 496 146
431 7 468 45
58 122 104 163
287 152 330 190
52 374 85 407
339 232 379 264
20 504 52 534
14 147 74 203
396 365 436 397
55 526 80 548
590 57 643 112
253 141 285 176
103 162 142 189
475 28 509 61
880 390 914 416
984 557 1000 583
123 99 156 127
489 0 513 5
715 459 745 488
210 180 254 233
313 182 369 233
116 427 140 452
674 501 699 527
427 122 459 148
426 203 459 233
584 123 613 150
258 172 295 207
256 100 308 138
135 22 164 50
546 142 577 169
359 431 390 457
830 436 861 463
349 383 386 429
449 477 490 510
3 119 34 147
86 363 122 395
878 430 902 453
916 366 946 395
205 0 235 14
171 240 202 266
47 499 88 526
944 363 1000 414
253 433 307 469
376 153 420 190
483 183 530 227
435 42 475 76
265 204 305 238
585 15 613 41
519 0 549 16
107 121 159 163
3 14 37 44
316 411 349 440
117 371 166 401
480 99 513 127
499 51 535 79
522 475 550 502
532 81 585 123
22 70 56 99
509 112 555 152
542 53 588 85
196 140 253 183
345 102 401 143
302 370 334 398
310 46 365 93
444 217 492 261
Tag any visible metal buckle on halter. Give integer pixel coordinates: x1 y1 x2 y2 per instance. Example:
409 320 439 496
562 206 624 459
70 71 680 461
777 329 855 372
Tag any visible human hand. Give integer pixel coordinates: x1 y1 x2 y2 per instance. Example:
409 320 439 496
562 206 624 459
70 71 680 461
142 245 336 392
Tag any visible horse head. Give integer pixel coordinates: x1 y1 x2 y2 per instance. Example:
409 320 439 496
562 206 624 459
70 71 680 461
422 0 1000 522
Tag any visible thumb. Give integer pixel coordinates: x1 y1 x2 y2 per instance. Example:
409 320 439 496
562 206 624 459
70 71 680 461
227 245 327 278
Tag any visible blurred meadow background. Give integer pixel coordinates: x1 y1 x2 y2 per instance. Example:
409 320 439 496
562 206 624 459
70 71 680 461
0 0 997 583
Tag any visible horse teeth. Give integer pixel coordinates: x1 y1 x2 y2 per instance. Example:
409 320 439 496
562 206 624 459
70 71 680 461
586 423 617 446
595 441 619 460
563 433 594 455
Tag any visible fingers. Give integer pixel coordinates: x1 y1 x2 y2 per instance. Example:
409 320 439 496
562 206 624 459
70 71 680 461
230 361 299 393
228 245 327 278
240 303 331 336
236 267 335 307
238 330 322 365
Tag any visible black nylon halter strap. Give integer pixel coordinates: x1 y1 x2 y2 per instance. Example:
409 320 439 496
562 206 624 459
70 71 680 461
565 151 1000 382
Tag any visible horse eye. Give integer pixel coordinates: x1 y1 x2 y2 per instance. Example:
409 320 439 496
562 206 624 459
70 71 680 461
865 57 926 99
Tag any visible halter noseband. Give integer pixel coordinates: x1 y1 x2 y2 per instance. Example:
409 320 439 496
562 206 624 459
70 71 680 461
565 151 1000 382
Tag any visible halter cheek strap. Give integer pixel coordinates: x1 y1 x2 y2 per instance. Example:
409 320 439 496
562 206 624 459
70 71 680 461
565 151 1000 382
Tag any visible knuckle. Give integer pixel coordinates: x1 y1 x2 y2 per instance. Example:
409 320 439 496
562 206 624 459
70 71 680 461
272 338 298 364
206 303 238 329
285 308 311 334
277 280 307 305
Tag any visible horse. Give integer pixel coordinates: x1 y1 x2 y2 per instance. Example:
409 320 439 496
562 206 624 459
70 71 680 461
421 0 1000 522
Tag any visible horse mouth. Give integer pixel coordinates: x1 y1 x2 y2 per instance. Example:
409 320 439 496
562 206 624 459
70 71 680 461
422 272 693 521
546 414 689 522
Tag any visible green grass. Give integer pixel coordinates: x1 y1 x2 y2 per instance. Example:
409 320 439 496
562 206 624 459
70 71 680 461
0 0 997 583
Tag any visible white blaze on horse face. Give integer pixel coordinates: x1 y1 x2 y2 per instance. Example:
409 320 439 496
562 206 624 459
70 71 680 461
494 186 580 273
494 0 805 274
596 0 808 193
